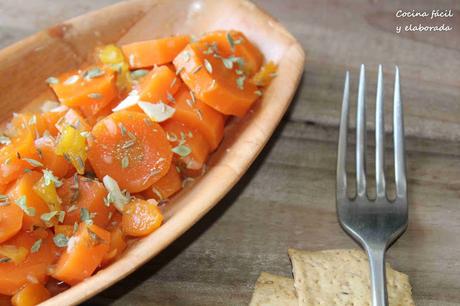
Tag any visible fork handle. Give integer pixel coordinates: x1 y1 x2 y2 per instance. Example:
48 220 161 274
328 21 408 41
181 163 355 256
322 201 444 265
367 247 388 306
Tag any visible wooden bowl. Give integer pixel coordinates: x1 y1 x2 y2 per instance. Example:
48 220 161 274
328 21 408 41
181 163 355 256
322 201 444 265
0 0 304 304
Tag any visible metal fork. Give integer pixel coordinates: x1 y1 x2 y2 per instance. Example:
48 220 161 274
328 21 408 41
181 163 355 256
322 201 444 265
336 65 408 306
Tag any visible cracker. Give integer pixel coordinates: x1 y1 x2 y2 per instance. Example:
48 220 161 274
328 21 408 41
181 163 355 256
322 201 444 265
249 272 297 306
288 248 415 306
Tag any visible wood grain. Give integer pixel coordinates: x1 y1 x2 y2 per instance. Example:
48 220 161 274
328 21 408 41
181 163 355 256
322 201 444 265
1 0 459 305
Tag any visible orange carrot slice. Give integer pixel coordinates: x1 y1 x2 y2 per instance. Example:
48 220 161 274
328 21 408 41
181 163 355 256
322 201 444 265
55 109 91 133
122 35 190 68
200 30 263 75
162 119 210 171
50 66 118 117
52 223 110 285
35 137 71 178
88 111 172 193
173 42 259 117
0 202 23 244
170 85 224 150
122 199 163 237
11 283 51 306
57 175 114 228
101 226 126 266
0 129 40 186
7 171 50 231
41 106 68 137
138 65 181 103
142 162 182 201
0 230 58 295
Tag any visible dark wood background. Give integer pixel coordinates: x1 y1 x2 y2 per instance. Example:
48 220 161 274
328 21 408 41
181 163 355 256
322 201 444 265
1 0 460 305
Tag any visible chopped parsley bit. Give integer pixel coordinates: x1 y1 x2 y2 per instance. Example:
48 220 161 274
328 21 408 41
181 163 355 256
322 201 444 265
40 211 58 222
58 210 65 223
23 168 32 174
221 56 241 70
46 77 59 85
88 93 103 99
186 99 194 108
172 144 191 158
15 195 35 216
236 75 246 90
254 90 263 96
23 158 43 168
0 135 11 145
28 115 37 125
121 139 136 149
53 234 68 248
166 92 176 103
73 222 79 234
234 37 244 45
127 130 137 141
204 59 213 74
84 67 105 80
188 131 194 138
121 156 129 169
80 131 91 138
203 48 214 55
63 75 80 85
102 175 131 212
80 208 93 225
0 194 9 204
166 132 178 142
142 169 160 186
43 169 63 187
130 69 149 79
0 257 11 263
119 123 127 136
190 91 196 104
226 32 235 51
31 239 42 253
235 69 244 75
191 65 202 74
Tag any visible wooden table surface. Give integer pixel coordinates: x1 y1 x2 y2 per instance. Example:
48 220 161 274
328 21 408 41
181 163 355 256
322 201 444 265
1 0 460 305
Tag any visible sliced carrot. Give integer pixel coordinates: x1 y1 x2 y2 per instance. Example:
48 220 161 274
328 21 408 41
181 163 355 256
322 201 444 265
7 171 50 231
142 162 182 201
0 203 23 244
11 283 51 306
85 98 118 127
0 230 58 295
122 35 190 68
88 111 173 193
122 199 163 237
0 129 40 186
173 42 259 117
101 226 126 266
162 119 210 171
10 113 48 139
41 106 68 137
170 85 224 150
35 137 71 178
50 66 118 117
52 223 110 286
55 109 91 133
138 65 181 103
57 175 114 228
200 30 263 75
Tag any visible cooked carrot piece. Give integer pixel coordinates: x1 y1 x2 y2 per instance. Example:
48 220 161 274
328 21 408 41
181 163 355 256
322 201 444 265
88 111 173 193
41 106 68 137
173 42 259 117
142 162 182 201
11 283 51 306
200 30 263 75
7 171 50 231
101 226 126 266
0 230 58 295
138 65 181 103
170 85 224 150
57 175 114 228
55 109 91 133
162 119 210 170
10 113 48 139
52 223 110 285
122 35 190 68
35 137 70 178
50 66 118 117
122 199 163 237
0 129 40 186
0 203 23 244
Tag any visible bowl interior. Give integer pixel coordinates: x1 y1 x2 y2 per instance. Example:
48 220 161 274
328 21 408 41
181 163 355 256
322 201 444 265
0 0 304 304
